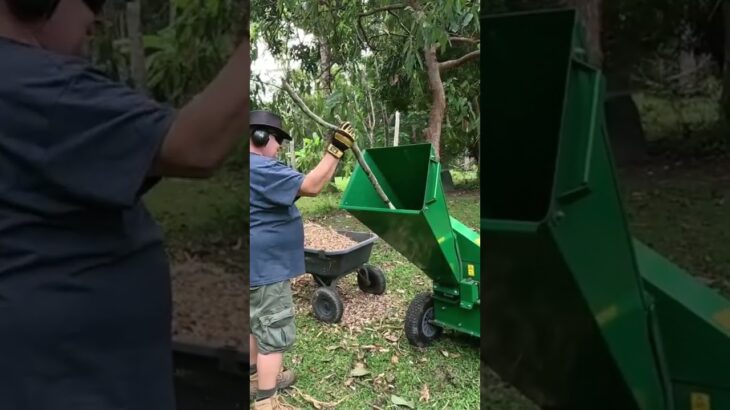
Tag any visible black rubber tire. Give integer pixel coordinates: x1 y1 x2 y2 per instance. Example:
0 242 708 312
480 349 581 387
404 292 443 347
356 265 386 295
311 287 344 323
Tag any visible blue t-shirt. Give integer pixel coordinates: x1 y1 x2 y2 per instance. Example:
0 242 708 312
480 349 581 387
0 38 177 409
250 153 306 287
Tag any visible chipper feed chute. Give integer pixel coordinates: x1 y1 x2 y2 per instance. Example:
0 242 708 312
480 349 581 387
340 143 480 346
481 8 730 410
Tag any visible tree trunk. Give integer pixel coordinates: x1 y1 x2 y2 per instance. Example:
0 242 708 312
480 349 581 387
423 45 446 160
566 0 603 66
169 0 177 26
319 40 333 93
721 1 730 130
126 0 147 93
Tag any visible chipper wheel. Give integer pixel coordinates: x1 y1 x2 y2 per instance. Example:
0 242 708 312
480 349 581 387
356 264 386 295
311 287 344 323
405 292 443 347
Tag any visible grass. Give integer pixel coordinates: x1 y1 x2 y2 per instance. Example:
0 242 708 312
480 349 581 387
281 188 487 409
619 161 730 297
634 92 721 141
143 169 245 248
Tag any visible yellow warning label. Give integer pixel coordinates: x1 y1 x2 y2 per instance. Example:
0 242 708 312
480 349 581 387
467 264 475 277
713 308 730 332
691 392 711 410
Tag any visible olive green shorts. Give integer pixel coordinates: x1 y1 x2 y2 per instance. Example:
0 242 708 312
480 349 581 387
250 280 296 354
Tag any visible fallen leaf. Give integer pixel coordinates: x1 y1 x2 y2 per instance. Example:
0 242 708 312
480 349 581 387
344 378 354 387
325 345 340 351
385 334 399 343
391 355 399 364
441 350 449 358
391 394 415 408
420 384 430 402
350 362 370 377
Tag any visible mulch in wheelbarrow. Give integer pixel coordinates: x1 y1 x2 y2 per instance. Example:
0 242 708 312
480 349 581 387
296 222 400 332
303 222 357 251
172 258 246 352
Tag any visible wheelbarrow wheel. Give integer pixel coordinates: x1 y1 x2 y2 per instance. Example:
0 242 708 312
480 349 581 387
405 293 442 347
311 287 344 323
356 265 386 295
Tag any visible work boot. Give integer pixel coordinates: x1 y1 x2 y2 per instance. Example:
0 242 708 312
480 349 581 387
250 368 297 397
253 394 297 410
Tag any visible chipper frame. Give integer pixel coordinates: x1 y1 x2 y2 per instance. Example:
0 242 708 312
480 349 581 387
482 9 730 410
339 143 480 347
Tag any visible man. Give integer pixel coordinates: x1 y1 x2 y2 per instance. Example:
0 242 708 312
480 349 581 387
249 110 355 409
0 1 247 409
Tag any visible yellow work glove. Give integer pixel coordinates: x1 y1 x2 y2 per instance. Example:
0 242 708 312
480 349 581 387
326 122 355 159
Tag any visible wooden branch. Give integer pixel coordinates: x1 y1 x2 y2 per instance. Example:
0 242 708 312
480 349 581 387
357 4 408 52
279 80 396 209
387 9 411 34
358 4 407 18
438 50 480 71
448 36 480 45
280 80 338 129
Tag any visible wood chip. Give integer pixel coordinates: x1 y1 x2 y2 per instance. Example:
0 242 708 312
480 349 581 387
171 259 245 351
304 222 357 251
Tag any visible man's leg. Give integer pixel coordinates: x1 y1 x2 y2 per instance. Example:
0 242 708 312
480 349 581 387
251 280 297 402
256 351 284 391
250 334 258 370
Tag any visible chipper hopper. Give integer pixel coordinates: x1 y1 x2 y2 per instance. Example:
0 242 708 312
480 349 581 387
482 8 730 410
339 143 480 346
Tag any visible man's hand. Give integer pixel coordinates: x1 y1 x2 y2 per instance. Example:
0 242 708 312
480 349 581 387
326 122 355 159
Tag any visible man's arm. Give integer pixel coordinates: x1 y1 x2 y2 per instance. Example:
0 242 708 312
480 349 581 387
151 41 249 178
299 122 356 197
299 154 340 197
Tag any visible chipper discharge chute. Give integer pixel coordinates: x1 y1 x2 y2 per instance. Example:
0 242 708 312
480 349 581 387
340 143 480 347
482 8 730 410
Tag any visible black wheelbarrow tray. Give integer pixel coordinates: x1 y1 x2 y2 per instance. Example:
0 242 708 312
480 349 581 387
303 230 386 323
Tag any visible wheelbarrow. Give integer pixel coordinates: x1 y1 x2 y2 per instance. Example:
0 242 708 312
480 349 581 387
304 230 385 323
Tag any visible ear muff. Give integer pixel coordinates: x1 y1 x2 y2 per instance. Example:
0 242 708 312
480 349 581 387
6 0 61 22
252 128 270 147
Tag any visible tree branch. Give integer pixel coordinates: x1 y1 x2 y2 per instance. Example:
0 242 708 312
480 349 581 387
358 4 407 18
357 4 408 52
280 80 338 130
449 36 480 45
279 79 396 209
439 50 480 71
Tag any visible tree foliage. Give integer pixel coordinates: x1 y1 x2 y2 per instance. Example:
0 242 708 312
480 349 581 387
252 0 480 171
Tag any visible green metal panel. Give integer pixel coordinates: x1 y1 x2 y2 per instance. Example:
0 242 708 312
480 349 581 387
341 144 461 286
635 240 730 406
481 9 669 409
433 298 480 338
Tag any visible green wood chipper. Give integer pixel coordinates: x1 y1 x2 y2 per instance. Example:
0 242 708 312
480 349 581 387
338 143 480 347
482 8 730 410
